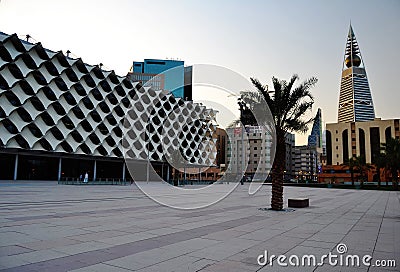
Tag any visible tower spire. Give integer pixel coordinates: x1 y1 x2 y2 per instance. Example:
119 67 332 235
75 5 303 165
344 23 362 69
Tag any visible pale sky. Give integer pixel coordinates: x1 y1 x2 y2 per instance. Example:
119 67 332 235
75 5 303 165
1 0 399 145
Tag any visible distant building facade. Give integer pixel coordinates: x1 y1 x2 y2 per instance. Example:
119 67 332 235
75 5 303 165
292 145 319 182
129 59 192 100
225 126 273 178
215 127 227 167
326 118 400 165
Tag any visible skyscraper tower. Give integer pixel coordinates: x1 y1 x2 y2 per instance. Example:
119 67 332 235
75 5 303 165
308 108 322 148
338 24 375 123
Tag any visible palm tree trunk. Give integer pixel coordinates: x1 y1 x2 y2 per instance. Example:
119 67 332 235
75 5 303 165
392 170 399 191
351 171 354 186
271 129 285 210
377 167 381 188
360 169 364 187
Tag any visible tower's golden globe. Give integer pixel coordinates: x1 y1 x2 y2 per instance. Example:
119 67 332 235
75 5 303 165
345 54 361 68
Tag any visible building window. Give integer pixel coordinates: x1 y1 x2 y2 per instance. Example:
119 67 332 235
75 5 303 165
326 130 332 165
254 154 257 157
385 127 392 143
254 147 257 150
370 127 380 164
359 128 366 159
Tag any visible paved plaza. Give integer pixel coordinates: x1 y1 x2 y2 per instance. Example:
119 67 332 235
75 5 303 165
0 181 398 272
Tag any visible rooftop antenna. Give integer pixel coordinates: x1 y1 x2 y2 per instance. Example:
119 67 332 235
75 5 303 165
66 50 71 57
25 34 31 42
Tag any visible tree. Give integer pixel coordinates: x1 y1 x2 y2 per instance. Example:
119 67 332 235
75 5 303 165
381 137 400 190
374 153 386 187
343 157 357 186
243 74 317 210
356 157 372 186
343 156 372 186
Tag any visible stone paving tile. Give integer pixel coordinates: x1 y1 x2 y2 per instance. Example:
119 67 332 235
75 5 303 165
158 238 221 254
125 255 207 272
66 230 133 242
201 229 248 241
188 238 261 261
98 232 157 246
238 228 285 242
0 245 33 257
104 248 177 270
308 232 346 243
0 254 32 269
299 240 337 250
71 263 134 272
8 249 69 264
53 241 112 255
21 237 81 250
0 232 39 247
199 259 259 272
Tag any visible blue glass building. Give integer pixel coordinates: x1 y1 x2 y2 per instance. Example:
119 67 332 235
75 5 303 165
130 59 192 100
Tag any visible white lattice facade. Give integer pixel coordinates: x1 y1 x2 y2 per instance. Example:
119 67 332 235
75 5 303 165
0 32 217 180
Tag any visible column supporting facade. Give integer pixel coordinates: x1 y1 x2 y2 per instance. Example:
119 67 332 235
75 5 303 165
13 154 18 181
198 167 201 182
58 157 62 181
93 160 97 181
122 162 126 181
167 165 170 183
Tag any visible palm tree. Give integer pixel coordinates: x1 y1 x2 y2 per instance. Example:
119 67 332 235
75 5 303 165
375 153 386 187
381 137 400 190
343 156 371 186
356 156 372 186
343 157 357 186
243 74 317 210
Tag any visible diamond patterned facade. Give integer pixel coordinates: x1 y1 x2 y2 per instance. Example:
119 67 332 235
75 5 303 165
0 32 217 180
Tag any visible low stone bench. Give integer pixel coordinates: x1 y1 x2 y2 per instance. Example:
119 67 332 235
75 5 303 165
288 198 309 208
